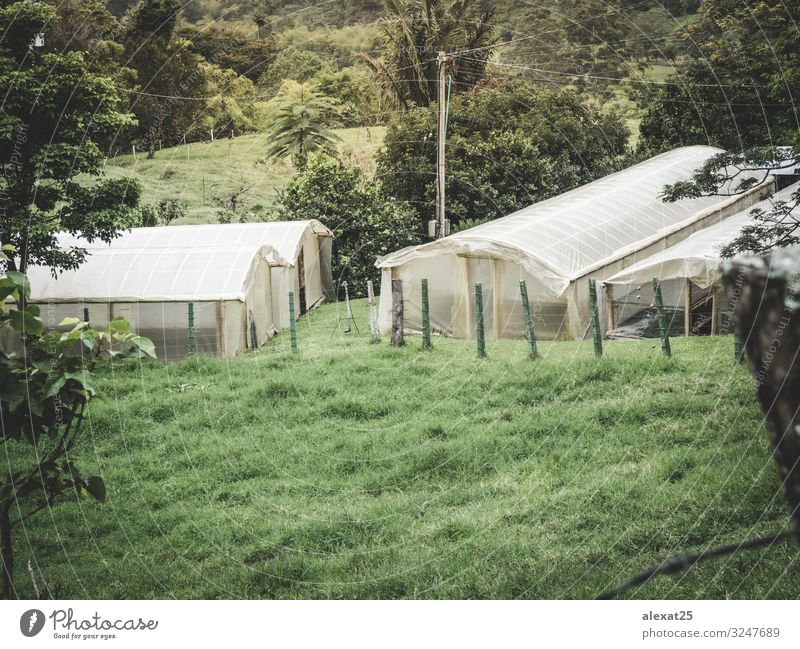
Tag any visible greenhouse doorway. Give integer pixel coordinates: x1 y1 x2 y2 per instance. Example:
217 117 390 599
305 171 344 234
686 281 714 336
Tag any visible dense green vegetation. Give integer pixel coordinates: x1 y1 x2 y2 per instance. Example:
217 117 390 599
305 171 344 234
10 299 798 599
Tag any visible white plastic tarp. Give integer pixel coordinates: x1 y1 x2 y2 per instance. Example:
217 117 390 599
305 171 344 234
604 181 799 289
26 244 279 302
377 146 766 293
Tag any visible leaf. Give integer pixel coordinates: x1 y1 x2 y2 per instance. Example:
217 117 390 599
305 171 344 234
131 335 157 359
85 476 106 502
43 375 66 400
6 271 29 296
0 277 18 302
106 316 132 334
64 371 97 396
9 308 44 336
80 329 99 351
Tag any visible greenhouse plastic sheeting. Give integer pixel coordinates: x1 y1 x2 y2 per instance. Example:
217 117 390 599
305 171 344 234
376 146 771 340
26 244 280 302
57 220 332 269
604 181 800 289
54 220 335 329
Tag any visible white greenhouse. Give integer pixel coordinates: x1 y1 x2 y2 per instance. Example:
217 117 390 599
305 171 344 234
56 220 335 330
603 181 799 338
376 146 773 341
24 243 284 360
21 221 334 360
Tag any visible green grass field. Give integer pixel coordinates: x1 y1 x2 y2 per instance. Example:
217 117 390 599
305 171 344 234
12 299 799 599
104 126 386 224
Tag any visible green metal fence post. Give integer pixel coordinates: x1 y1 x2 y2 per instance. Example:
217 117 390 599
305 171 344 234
187 302 196 356
734 332 745 364
475 283 486 358
421 278 432 349
289 291 298 353
519 280 538 359
652 277 672 358
588 278 603 358
83 307 90 329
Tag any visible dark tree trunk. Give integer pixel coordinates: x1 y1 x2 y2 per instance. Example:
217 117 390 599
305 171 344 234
722 247 800 540
1 504 13 599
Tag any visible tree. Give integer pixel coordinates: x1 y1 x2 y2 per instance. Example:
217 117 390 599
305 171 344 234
179 24 276 81
252 8 272 41
265 84 341 170
138 199 186 226
636 0 800 152
377 81 630 229
271 155 422 294
0 258 155 599
0 0 142 280
661 147 800 257
193 63 263 139
312 65 384 127
256 47 333 100
123 0 209 157
360 0 497 109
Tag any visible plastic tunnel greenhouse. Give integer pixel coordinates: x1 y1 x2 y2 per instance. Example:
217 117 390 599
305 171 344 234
55 220 335 331
603 181 800 339
20 221 335 361
376 146 773 341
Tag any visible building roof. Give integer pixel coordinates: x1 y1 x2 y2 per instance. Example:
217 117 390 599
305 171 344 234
604 181 799 289
57 220 332 267
377 146 769 297
27 244 279 303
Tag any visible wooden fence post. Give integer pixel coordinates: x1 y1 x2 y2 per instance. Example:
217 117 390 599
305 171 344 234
519 280 537 359
589 278 603 358
187 302 196 356
289 291 298 353
367 280 380 343
475 283 486 358
391 279 404 347
652 277 672 358
421 278 432 349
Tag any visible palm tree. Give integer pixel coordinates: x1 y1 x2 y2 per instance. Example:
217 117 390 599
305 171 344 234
265 86 341 170
360 0 497 110
252 9 270 40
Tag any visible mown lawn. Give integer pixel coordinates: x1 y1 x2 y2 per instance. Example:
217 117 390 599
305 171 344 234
12 299 799 599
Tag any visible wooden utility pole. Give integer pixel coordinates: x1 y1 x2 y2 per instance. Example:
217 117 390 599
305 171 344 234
435 51 448 240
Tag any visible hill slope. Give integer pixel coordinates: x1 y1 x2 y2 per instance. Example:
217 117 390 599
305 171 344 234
12 300 798 598
105 126 386 224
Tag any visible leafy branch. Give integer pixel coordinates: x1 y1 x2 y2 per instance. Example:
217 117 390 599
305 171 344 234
661 147 800 258
0 250 155 599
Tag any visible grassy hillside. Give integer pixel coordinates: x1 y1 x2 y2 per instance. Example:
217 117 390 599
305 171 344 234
105 126 386 224
12 299 799 599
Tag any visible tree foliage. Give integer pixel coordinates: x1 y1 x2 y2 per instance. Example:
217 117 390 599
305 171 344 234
122 0 209 157
180 24 276 81
265 85 341 169
0 256 155 599
361 0 497 109
0 0 141 277
636 0 800 152
271 155 422 294
377 81 630 228
661 147 800 257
